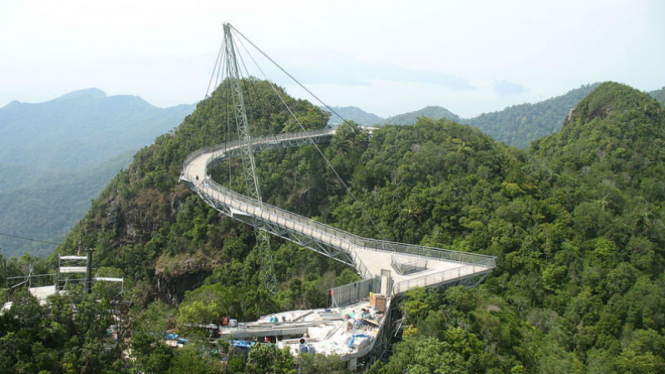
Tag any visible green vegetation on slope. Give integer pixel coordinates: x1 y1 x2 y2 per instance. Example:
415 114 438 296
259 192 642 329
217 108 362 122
464 83 600 149
0 290 131 374
383 105 461 125
0 88 194 257
650 86 665 106
368 82 665 373
0 151 134 258
3 81 665 373
323 106 383 126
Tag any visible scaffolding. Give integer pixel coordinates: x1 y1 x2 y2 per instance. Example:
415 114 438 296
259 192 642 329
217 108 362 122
57 254 89 291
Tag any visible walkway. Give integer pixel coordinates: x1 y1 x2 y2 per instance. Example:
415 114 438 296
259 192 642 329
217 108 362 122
180 127 495 294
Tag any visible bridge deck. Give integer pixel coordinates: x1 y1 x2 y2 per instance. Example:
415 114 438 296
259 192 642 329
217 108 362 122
181 128 495 294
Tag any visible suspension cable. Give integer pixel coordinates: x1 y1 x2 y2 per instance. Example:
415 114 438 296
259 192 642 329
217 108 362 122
230 25 356 132
205 36 225 98
235 45 280 144
0 231 61 246
215 45 227 102
215 44 227 97
233 29 395 247
237 56 277 140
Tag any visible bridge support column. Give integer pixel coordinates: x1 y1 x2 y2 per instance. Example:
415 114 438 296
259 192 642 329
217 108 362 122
347 358 358 371
380 269 392 295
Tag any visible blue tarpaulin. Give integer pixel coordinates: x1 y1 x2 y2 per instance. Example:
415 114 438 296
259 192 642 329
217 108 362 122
347 334 371 347
231 340 256 351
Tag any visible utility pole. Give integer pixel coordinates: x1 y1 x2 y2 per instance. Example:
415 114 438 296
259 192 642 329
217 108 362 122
85 248 93 294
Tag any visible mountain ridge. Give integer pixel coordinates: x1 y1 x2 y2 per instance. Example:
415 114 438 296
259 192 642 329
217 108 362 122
4 79 665 373
531 82 665 174
323 106 383 126
56 87 108 101
323 84 604 149
0 88 195 257
649 86 665 106
463 83 601 148
383 105 461 125
0 88 195 171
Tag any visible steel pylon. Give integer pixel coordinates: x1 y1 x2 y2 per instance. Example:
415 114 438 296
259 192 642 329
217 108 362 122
223 23 278 295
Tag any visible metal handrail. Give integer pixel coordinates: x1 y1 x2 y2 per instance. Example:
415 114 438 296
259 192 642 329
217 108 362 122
350 249 372 280
189 174 496 268
182 128 337 172
391 265 491 294
181 128 497 279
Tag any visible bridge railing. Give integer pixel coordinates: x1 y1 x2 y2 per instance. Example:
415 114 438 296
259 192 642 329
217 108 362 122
193 173 495 269
182 128 337 172
391 265 491 295
182 129 496 273
197 180 373 280
349 248 372 280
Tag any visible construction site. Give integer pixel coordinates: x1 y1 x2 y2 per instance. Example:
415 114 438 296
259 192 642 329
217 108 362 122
165 265 491 371
1 251 124 310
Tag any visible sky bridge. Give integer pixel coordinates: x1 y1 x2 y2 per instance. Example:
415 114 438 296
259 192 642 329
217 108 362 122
180 128 495 296
177 24 495 370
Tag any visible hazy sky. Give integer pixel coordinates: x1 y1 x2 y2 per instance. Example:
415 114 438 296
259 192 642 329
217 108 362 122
1 0 664 118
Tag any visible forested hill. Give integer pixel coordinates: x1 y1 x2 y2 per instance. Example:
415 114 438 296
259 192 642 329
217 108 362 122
464 83 600 149
322 105 383 125
0 88 195 257
322 105 461 127
5 80 665 373
651 86 665 106
531 82 665 169
54 79 343 307
370 82 665 373
0 88 195 172
382 105 461 125
322 85 604 150
0 151 134 258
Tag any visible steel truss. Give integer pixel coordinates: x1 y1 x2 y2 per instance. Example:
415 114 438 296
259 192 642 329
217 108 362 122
195 128 363 273
184 127 493 285
182 26 496 297
208 132 334 169
223 23 278 294
197 187 357 269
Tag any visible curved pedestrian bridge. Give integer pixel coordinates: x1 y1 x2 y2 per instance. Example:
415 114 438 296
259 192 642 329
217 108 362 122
180 127 496 295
